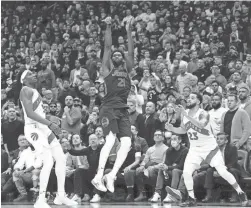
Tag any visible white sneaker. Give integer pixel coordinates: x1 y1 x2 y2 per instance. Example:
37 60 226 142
91 175 107 192
151 192 161 202
163 194 177 203
90 194 101 203
34 197 51 208
163 194 171 203
104 174 116 193
54 195 78 206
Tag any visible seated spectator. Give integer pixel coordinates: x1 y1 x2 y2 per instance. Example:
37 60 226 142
12 139 35 202
66 134 103 203
201 132 241 203
134 130 168 201
131 125 149 159
1 135 29 201
151 134 188 202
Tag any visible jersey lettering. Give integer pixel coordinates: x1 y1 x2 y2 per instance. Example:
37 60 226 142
185 121 210 136
188 132 198 140
118 77 126 87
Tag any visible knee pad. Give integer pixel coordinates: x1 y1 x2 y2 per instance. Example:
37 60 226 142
120 137 132 149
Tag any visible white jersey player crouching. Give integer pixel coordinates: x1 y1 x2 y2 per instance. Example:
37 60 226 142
19 70 77 208
165 92 248 207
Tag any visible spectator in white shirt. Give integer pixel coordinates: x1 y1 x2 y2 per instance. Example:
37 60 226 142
12 136 36 202
209 93 227 137
121 9 134 27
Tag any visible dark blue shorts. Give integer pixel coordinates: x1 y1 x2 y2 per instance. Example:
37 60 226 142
99 107 131 138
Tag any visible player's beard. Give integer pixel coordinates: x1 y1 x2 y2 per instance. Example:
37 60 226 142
186 102 197 109
112 59 123 67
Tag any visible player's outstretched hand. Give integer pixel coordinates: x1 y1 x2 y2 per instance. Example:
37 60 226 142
49 122 61 136
178 104 187 117
165 122 173 131
102 16 112 25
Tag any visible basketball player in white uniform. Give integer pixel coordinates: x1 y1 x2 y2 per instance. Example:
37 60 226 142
166 92 248 207
19 70 77 208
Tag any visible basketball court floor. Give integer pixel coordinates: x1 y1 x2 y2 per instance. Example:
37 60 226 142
1 202 250 208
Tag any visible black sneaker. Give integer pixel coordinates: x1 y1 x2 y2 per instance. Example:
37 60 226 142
180 196 197 207
238 192 248 207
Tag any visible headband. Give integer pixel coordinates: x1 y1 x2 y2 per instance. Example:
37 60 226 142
20 70 30 84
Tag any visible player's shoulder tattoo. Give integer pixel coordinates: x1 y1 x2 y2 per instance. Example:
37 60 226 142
198 110 210 127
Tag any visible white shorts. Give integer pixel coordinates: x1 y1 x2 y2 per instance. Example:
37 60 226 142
184 146 225 170
24 124 59 155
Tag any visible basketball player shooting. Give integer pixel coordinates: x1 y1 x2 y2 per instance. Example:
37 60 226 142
19 70 77 208
91 17 134 193
166 92 248 207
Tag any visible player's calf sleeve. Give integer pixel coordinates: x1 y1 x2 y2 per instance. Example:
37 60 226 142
97 131 116 176
110 137 131 178
52 145 66 196
214 165 242 192
39 150 54 198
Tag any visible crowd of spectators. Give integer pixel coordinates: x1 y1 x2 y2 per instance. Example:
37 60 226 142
1 0 251 204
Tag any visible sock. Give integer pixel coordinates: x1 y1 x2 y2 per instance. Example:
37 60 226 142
232 182 243 193
38 148 54 199
97 132 116 177
188 190 195 199
110 137 131 178
51 144 66 197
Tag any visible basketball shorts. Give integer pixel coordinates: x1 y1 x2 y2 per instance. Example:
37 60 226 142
184 146 225 170
99 107 131 138
24 124 59 155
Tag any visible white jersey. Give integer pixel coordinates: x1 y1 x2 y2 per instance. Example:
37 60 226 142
183 108 217 150
21 87 45 126
20 87 58 150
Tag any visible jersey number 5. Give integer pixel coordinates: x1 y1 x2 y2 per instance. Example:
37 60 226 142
118 78 125 87
188 132 198 140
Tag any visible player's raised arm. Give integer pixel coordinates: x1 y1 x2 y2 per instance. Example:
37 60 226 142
102 17 112 77
125 19 134 72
